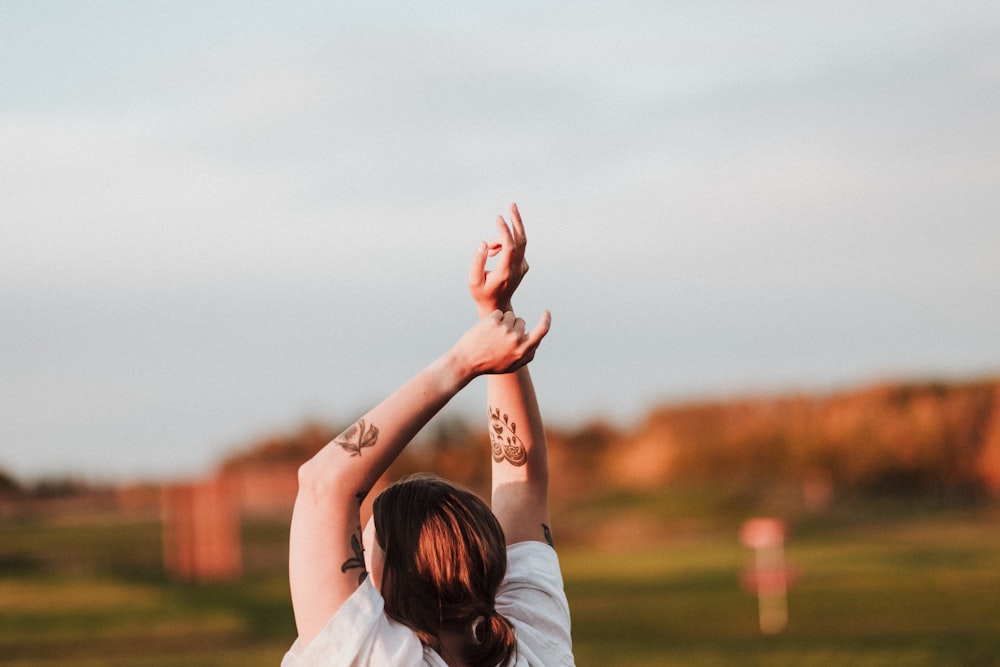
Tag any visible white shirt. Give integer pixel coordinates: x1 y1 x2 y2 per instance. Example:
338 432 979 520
282 540 574 666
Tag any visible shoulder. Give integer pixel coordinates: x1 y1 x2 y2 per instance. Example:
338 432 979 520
498 542 575 666
502 541 567 595
282 580 442 667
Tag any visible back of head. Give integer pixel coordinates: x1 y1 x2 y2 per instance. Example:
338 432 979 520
373 474 516 667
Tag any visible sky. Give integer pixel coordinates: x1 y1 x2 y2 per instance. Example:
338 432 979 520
2 1 999 482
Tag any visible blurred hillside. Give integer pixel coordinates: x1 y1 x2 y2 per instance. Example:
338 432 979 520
611 377 1000 500
3 376 999 523
227 375 1000 497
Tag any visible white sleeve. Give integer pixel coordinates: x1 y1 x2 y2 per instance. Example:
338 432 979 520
281 578 429 667
496 541 575 667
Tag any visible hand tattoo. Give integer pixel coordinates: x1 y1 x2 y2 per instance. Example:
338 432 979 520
542 523 554 548
488 406 527 467
341 527 368 585
334 419 379 457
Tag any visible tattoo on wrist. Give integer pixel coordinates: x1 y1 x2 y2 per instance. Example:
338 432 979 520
542 523 554 548
341 526 368 584
334 419 379 457
488 406 527 466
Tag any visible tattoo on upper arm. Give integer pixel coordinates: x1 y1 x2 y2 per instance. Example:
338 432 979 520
340 527 368 585
542 523 554 548
488 406 527 466
334 419 379 457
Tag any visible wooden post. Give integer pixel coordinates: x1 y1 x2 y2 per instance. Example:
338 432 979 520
740 517 789 634
161 476 242 582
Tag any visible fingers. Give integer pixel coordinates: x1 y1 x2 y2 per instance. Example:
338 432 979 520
494 215 514 272
494 213 515 250
524 309 551 348
470 309 548 374
469 204 529 317
481 203 526 272
495 309 547 344
468 241 488 290
507 310 550 372
509 202 526 246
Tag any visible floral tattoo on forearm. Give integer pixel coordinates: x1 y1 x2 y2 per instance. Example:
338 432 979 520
341 526 368 585
488 406 527 466
333 419 379 457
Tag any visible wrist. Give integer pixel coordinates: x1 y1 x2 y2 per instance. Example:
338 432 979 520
476 300 511 319
437 346 478 391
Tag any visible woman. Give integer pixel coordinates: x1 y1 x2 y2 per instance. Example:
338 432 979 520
282 204 575 666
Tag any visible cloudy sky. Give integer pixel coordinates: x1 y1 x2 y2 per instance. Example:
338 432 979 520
3 1 999 482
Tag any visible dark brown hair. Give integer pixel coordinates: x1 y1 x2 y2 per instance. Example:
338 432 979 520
372 474 516 667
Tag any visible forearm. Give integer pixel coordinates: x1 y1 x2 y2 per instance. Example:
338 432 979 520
488 367 547 481
488 366 551 544
299 349 471 505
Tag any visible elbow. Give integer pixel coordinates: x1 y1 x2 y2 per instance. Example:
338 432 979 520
296 455 341 505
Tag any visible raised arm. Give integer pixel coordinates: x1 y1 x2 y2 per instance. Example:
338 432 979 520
487 366 551 546
469 204 553 547
288 309 550 648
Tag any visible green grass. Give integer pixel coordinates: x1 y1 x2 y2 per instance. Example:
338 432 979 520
561 503 1000 667
2 501 1000 666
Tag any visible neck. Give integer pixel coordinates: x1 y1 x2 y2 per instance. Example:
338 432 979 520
437 629 469 667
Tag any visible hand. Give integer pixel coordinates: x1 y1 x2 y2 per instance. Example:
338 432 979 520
453 309 551 377
468 203 529 318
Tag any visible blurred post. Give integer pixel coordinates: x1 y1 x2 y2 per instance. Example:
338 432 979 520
161 475 242 582
740 517 788 634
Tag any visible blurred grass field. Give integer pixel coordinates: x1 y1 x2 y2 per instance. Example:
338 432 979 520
2 495 999 666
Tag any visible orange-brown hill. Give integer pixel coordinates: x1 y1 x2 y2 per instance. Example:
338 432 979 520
219 376 1000 508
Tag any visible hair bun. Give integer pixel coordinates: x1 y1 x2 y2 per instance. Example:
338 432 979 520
465 609 516 666
471 615 486 644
